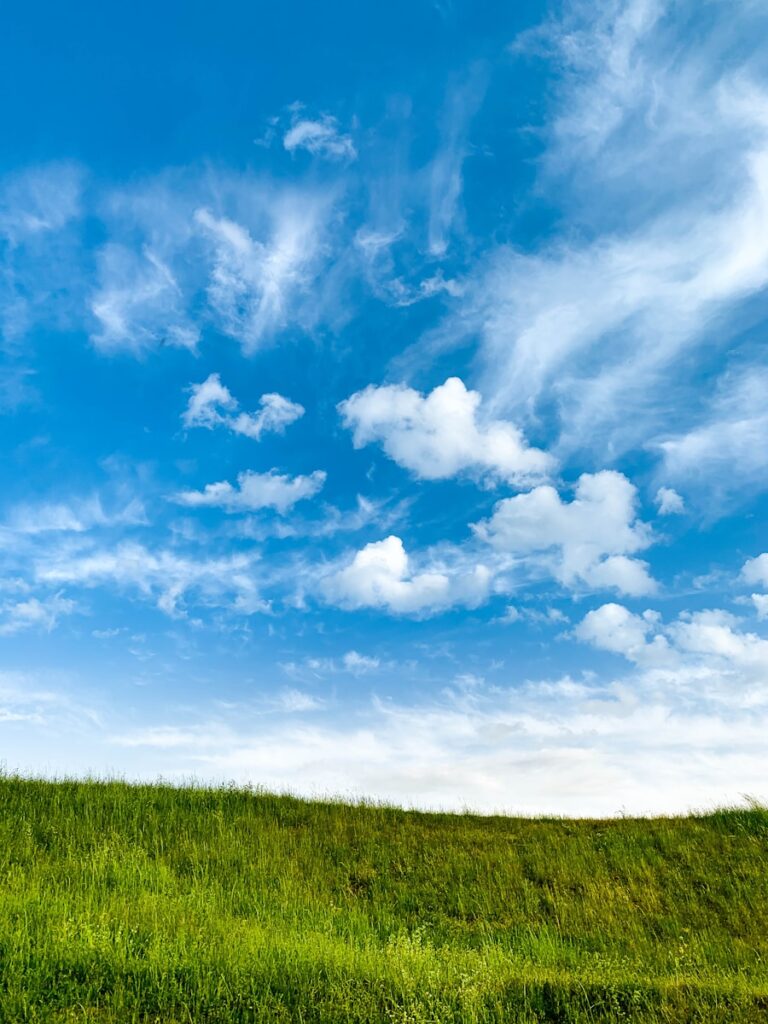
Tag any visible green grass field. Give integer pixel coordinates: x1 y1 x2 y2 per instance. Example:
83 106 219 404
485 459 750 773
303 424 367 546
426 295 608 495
0 776 766 1022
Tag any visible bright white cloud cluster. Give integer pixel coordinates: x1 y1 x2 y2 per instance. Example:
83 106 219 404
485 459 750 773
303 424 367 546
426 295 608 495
339 377 554 486
174 469 326 515
577 602 768 691
183 373 304 440
473 471 655 596
322 535 492 615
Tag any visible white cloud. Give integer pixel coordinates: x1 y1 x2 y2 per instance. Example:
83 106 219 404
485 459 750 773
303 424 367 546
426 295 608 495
183 373 238 429
0 163 82 243
473 471 655 596
742 553 768 588
427 66 487 256
283 114 356 161
339 377 554 486
577 602 768 690
273 688 325 712
183 373 304 440
174 469 326 515
575 603 666 662
231 394 305 439
195 197 330 353
36 542 265 617
342 650 380 674
655 487 685 515
743 555 768 620
98 658 768 815
5 495 146 535
0 163 85 344
0 594 77 636
322 535 492 616
233 494 409 542
495 604 569 627
91 243 200 353
657 369 768 504
427 0 768 479
83 171 343 357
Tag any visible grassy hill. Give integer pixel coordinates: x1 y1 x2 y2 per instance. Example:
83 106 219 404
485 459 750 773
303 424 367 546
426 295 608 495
0 777 766 1022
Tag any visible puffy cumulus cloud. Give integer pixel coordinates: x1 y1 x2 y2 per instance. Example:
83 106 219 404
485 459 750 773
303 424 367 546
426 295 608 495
577 602 768 687
36 542 265 617
231 395 305 440
283 113 357 162
174 469 326 515
339 377 554 486
0 593 77 636
473 471 655 596
183 373 237 429
183 373 304 440
742 554 768 620
655 487 685 515
742 553 768 589
322 535 492 616
575 603 667 662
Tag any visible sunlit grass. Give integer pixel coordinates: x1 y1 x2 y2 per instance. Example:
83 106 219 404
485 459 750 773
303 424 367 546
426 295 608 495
0 775 766 1021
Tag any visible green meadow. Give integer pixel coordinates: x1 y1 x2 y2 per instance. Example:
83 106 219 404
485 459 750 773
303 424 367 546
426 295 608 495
0 776 766 1023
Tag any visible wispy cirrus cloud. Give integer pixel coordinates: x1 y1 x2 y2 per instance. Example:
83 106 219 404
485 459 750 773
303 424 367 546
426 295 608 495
423 0 768 506
656 367 768 506
427 63 487 257
0 593 77 636
0 162 85 345
36 541 266 617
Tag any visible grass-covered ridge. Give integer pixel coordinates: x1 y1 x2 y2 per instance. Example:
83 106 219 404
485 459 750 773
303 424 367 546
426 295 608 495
0 777 766 1022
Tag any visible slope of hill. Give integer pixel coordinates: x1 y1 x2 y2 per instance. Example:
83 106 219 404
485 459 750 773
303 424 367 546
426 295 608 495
0 776 766 1022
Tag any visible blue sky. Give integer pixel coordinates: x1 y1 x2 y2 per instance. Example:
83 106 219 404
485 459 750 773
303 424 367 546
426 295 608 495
2 0 768 814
